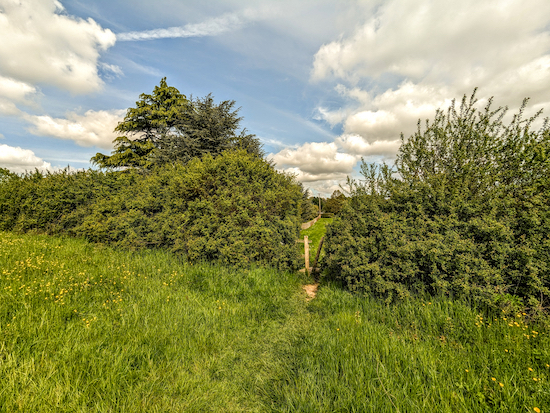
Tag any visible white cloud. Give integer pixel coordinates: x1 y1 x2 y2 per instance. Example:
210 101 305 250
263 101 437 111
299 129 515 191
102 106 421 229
269 140 359 197
116 6 282 42
281 166 349 183
117 12 248 41
336 134 401 158
0 76 37 104
272 141 358 175
0 75 37 115
314 107 348 127
0 0 116 94
100 63 124 77
310 0 550 161
270 135 400 193
312 0 550 86
0 144 53 173
24 109 125 149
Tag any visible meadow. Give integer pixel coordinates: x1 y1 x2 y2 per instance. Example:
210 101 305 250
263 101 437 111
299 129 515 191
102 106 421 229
1 230 549 412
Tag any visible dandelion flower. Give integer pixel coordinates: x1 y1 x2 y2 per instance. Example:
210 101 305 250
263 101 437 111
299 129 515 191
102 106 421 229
499 382 504 387
534 408 540 413
528 368 534 372
492 377 496 381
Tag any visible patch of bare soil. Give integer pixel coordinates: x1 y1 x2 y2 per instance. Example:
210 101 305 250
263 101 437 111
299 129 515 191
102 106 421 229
302 283 319 301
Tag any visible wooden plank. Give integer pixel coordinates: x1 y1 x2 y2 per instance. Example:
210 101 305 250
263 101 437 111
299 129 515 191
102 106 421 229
304 235 309 271
312 236 325 272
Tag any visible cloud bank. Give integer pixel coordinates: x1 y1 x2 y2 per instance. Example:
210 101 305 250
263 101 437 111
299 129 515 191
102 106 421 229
0 144 53 173
24 109 125 149
0 0 117 94
0 0 122 163
282 0 550 195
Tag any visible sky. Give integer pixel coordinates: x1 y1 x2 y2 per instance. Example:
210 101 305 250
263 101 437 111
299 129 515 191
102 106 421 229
1 0 550 196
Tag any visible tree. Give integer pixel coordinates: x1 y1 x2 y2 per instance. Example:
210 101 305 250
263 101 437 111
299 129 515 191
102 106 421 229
151 94 262 165
92 78 263 169
311 196 326 214
91 78 189 169
325 190 346 214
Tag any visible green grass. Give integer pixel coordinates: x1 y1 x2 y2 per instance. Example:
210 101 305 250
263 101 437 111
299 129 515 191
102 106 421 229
270 286 550 412
0 231 310 412
1 231 549 412
299 217 332 267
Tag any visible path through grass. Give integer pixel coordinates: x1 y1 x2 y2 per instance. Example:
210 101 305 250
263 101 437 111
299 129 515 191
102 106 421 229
299 217 332 267
1 231 549 412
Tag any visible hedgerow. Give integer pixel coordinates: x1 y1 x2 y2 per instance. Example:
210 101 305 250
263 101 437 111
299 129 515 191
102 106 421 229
324 91 550 315
0 151 302 270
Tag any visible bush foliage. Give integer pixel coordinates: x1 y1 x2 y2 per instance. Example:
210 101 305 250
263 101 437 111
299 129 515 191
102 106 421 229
0 151 302 269
324 91 550 314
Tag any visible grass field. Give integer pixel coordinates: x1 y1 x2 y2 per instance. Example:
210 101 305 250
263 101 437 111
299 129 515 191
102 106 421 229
299 217 332 268
1 231 549 412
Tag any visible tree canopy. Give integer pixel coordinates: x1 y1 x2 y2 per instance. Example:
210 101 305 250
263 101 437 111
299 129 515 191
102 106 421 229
92 78 263 169
324 190 347 215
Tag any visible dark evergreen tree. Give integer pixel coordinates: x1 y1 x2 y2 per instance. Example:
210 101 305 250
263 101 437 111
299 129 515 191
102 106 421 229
92 78 263 169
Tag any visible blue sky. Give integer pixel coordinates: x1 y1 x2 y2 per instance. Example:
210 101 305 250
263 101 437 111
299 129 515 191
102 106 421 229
1 0 550 195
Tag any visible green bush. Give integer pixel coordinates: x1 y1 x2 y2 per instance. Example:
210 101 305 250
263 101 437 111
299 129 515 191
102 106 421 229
0 151 302 270
163 150 302 268
324 91 550 314
301 200 319 222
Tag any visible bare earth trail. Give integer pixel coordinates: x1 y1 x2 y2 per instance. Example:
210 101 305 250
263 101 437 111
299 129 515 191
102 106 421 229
302 283 319 301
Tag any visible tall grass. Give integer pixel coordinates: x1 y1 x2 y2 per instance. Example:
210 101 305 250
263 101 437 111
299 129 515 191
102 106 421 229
268 284 550 412
0 231 308 412
1 231 549 412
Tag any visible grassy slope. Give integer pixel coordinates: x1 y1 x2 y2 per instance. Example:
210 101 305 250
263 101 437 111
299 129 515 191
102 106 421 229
1 231 549 412
0 231 309 412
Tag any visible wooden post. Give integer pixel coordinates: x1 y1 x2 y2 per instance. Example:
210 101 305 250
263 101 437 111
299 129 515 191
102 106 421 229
312 236 325 275
304 235 309 272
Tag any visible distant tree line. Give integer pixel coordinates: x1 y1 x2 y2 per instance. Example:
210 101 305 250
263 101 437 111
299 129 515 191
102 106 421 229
300 190 347 222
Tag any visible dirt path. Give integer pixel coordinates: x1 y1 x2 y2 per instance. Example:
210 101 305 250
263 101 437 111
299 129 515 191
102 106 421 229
302 283 319 301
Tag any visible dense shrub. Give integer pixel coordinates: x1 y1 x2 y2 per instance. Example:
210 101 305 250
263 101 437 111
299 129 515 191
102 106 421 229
163 151 301 268
301 200 319 222
0 151 302 270
324 91 550 314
